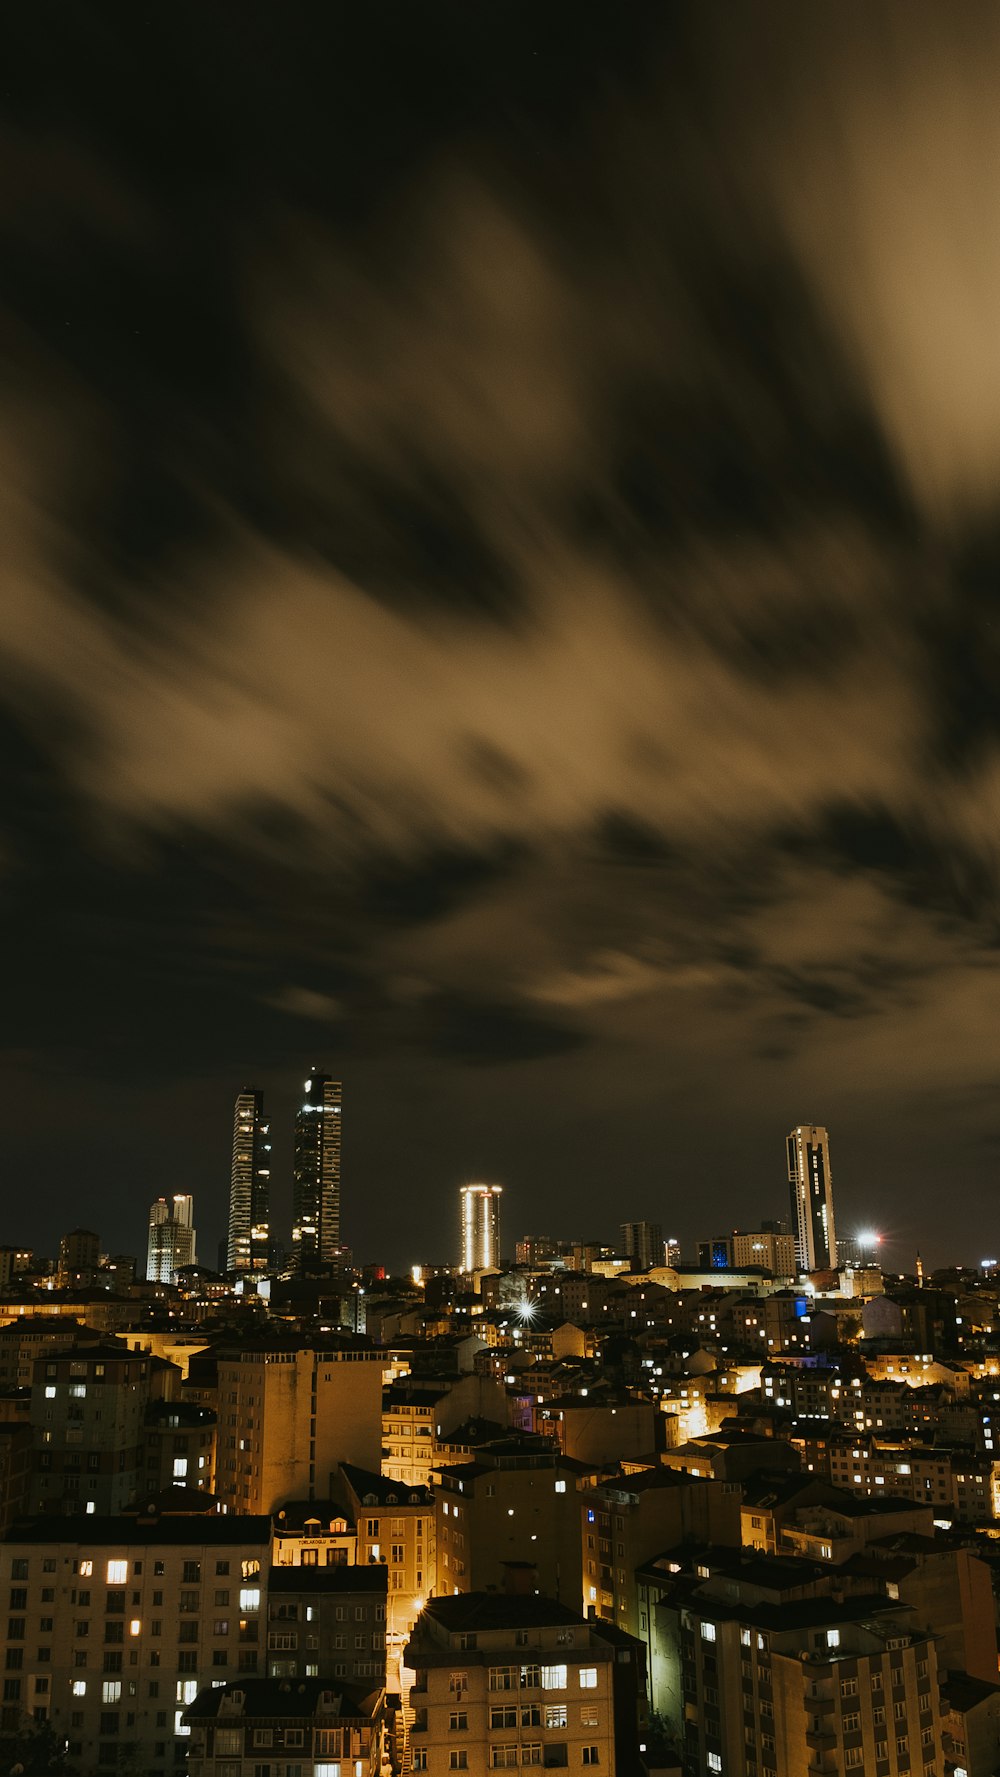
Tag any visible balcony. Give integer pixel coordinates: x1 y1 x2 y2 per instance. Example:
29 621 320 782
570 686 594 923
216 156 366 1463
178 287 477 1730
806 1728 836 1750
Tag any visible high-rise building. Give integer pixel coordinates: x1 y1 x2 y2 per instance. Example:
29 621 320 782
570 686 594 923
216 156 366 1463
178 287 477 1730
146 1193 196 1283
291 1071 342 1271
620 1220 664 1271
697 1227 797 1276
56 1226 101 1287
787 1123 837 1272
227 1087 272 1272
459 1182 502 1273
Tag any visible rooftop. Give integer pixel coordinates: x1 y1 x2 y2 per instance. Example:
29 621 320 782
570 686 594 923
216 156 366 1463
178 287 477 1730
5 1511 271 1545
415 1592 590 1634
338 1463 433 1507
183 1677 380 1722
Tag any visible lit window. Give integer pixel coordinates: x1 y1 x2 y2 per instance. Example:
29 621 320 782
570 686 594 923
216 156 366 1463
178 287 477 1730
106 1562 127 1585
578 1669 598 1689
701 1622 716 1643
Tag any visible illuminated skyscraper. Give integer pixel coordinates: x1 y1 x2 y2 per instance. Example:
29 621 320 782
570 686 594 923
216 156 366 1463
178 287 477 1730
227 1088 271 1273
459 1182 502 1273
146 1193 196 1283
787 1124 837 1272
291 1071 342 1270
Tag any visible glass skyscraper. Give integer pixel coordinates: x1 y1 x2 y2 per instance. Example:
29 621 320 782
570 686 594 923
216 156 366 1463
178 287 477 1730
292 1071 342 1270
227 1088 271 1273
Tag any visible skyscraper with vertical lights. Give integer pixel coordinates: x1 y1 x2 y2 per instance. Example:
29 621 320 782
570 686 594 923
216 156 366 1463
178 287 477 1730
292 1071 342 1270
459 1182 502 1273
227 1088 271 1273
787 1123 837 1273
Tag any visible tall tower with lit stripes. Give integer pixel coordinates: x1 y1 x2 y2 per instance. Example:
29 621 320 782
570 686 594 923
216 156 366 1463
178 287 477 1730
459 1182 502 1273
787 1124 837 1273
227 1088 271 1273
292 1071 342 1270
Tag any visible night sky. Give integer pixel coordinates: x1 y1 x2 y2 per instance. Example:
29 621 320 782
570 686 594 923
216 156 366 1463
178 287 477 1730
4 3 1000 1271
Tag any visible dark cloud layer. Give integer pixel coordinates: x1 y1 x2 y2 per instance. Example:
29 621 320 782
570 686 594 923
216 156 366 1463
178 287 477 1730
3 3 1000 1266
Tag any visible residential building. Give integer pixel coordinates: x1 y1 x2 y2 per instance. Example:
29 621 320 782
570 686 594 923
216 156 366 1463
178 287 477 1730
404 1591 645 1776
659 1562 944 1777
30 1342 154 1516
270 1500 356 1569
0 1508 272 1772
143 1400 217 1495
227 1090 271 1274
337 1463 434 1648
56 1230 102 1289
183 1677 384 1777
264 1564 387 1690
213 1342 383 1513
291 1073 342 1272
582 1467 742 1635
0 1421 32 1531
434 1439 584 1605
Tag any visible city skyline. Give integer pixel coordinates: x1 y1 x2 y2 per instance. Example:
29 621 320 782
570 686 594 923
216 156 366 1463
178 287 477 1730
5 5 1000 1267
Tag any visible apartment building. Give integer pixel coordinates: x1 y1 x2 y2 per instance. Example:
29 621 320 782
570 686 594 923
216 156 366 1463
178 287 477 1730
337 1463 434 1646
404 1592 644 1775
29 1342 155 1515
659 1568 944 1777
142 1400 217 1495
381 1383 445 1487
434 1441 584 1606
183 1676 384 1777
270 1500 356 1568
0 1422 32 1532
264 1564 387 1690
825 1437 992 1521
0 1509 272 1775
213 1342 383 1512
582 1466 742 1636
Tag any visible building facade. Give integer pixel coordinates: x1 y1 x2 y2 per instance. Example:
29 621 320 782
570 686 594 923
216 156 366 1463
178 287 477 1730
227 1090 271 1275
213 1344 383 1514
0 1510 272 1774
404 1593 638 1776
184 1678 384 1777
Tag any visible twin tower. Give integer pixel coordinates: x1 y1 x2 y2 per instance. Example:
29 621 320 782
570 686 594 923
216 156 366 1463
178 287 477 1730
228 1072 343 1274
